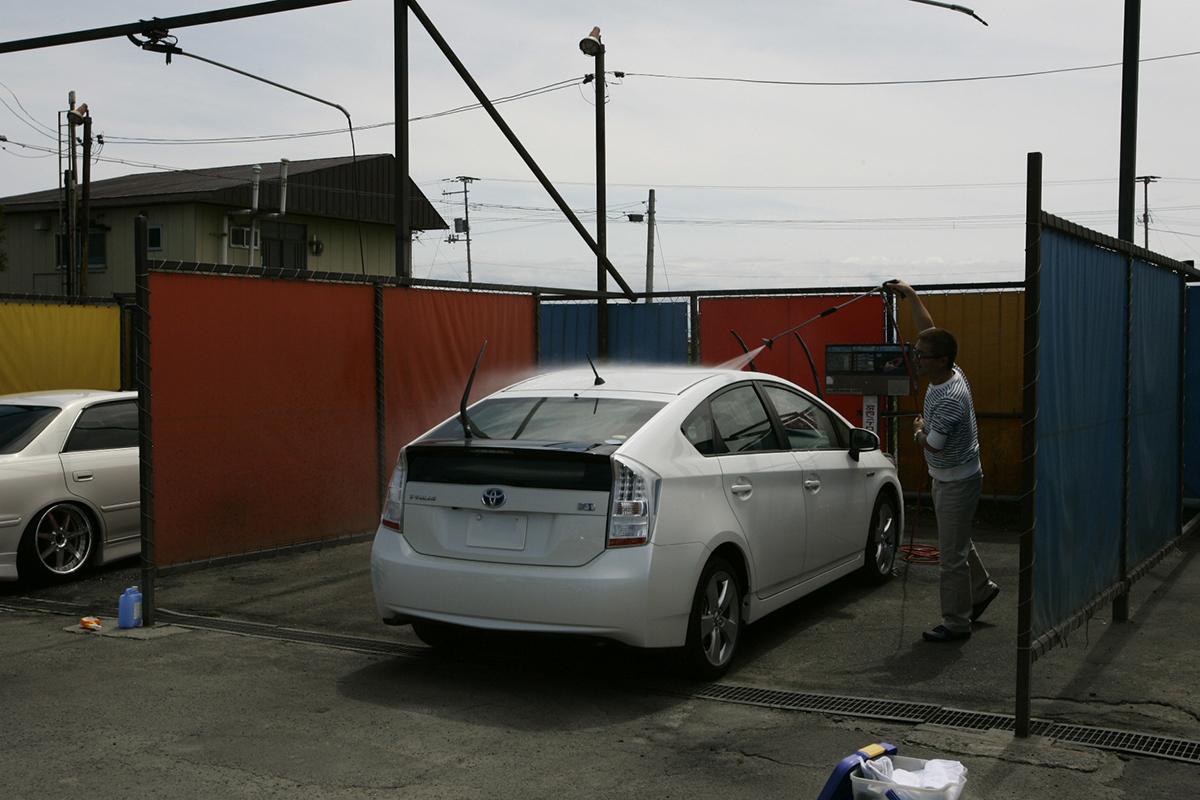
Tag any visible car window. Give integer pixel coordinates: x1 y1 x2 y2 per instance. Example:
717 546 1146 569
709 385 780 454
681 404 719 455
761 385 844 451
423 397 665 444
63 401 138 452
0 405 61 455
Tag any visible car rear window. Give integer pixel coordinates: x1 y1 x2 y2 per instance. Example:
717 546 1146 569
423 397 665 445
0 405 60 455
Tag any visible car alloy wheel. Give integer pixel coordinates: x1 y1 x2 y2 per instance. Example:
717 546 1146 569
862 494 898 584
29 504 94 578
685 557 742 679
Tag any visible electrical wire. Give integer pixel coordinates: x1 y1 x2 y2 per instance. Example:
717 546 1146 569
97 77 585 146
0 79 57 140
621 47 1200 88
473 175 1120 191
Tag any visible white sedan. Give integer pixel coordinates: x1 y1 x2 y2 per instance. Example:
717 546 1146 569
371 366 902 678
0 390 141 582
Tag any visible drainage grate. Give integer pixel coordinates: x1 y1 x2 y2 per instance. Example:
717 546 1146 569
694 683 940 724
699 688 1200 766
1031 722 1200 765
928 708 1015 731
7 597 1198 765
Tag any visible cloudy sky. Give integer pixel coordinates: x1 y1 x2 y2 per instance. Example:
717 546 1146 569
2 1 1198 292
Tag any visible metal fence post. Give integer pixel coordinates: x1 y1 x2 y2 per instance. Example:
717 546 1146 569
1115 252 1133 623
1016 152 1042 737
134 214 156 626
374 280 387 511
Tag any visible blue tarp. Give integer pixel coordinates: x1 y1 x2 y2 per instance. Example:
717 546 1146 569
538 302 689 364
1128 261 1183 564
1186 287 1200 499
1034 230 1127 638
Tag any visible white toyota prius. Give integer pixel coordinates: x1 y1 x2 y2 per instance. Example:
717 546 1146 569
371 366 902 678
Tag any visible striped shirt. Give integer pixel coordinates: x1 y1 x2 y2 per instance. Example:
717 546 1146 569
922 365 982 481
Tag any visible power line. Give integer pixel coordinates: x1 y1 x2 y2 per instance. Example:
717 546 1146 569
622 47 1200 88
97 77 585 146
472 175 1120 192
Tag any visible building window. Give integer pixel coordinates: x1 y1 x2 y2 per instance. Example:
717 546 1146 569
87 230 106 271
54 230 107 272
230 226 259 249
147 225 163 251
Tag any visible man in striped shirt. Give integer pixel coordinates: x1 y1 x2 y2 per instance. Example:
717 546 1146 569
887 280 1000 643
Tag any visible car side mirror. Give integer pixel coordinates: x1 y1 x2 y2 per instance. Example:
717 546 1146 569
848 427 879 462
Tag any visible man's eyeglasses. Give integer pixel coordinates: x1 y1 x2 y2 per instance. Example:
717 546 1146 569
912 349 943 361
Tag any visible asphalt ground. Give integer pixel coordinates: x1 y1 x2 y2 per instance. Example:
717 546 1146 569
2 502 1197 798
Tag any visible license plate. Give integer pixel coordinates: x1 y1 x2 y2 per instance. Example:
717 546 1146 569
466 513 528 550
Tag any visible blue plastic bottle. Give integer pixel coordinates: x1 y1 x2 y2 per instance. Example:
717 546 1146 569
118 586 143 629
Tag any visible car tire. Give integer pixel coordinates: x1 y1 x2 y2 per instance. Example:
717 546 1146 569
19 502 95 582
682 557 743 681
860 493 898 584
411 619 462 649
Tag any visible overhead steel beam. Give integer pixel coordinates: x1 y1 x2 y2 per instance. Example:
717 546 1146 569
0 0 350 54
406 0 637 301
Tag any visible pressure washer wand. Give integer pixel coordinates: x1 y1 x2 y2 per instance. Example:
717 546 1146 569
762 285 887 348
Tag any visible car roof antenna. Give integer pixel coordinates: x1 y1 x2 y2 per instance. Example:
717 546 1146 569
586 353 606 385
459 340 490 440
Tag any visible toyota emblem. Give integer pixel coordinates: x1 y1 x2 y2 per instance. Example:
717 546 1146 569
482 488 506 508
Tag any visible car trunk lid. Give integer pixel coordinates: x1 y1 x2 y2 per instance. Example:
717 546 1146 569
401 441 613 567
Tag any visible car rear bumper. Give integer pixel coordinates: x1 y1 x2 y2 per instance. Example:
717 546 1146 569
370 526 707 648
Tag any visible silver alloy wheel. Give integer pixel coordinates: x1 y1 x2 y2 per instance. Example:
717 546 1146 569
699 568 740 668
872 500 897 575
33 504 93 576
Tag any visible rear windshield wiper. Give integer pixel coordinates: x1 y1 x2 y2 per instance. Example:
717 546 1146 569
459 340 489 440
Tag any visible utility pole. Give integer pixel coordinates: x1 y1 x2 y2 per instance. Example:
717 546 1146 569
74 104 92 297
64 91 77 296
442 175 477 284
644 188 656 297
1136 175 1159 250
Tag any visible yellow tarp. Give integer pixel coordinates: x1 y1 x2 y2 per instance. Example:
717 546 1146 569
0 302 120 395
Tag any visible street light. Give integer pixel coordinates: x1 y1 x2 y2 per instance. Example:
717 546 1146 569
579 25 608 358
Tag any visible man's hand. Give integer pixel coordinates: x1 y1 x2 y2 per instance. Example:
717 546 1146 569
913 415 925 439
884 279 915 300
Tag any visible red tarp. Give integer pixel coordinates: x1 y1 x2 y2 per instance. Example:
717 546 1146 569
698 295 888 431
150 274 379 565
383 289 536 462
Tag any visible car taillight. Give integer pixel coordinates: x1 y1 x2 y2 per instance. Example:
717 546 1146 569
380 449 408 532
608 455 660 548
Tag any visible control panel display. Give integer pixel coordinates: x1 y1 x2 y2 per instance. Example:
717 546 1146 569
824 344 913 396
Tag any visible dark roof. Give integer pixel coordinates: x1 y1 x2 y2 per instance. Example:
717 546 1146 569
0 154 447 230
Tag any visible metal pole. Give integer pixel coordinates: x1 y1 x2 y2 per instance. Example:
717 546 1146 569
1015 151 1042 738
374 281 387 511
645 188 656 297
462 177 473 284
595 44 608 358
396 0 411 280
80 113 92 297
66 96 77 297
403 0 635 299
1117 0 1140 244
134 215 156 626
1178 274 1187 543
1115 246 1133 623
1136 175 1159 250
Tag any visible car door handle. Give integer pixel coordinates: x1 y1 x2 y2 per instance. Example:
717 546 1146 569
72 471 94 482
803 479 821 491
730 482 753 496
